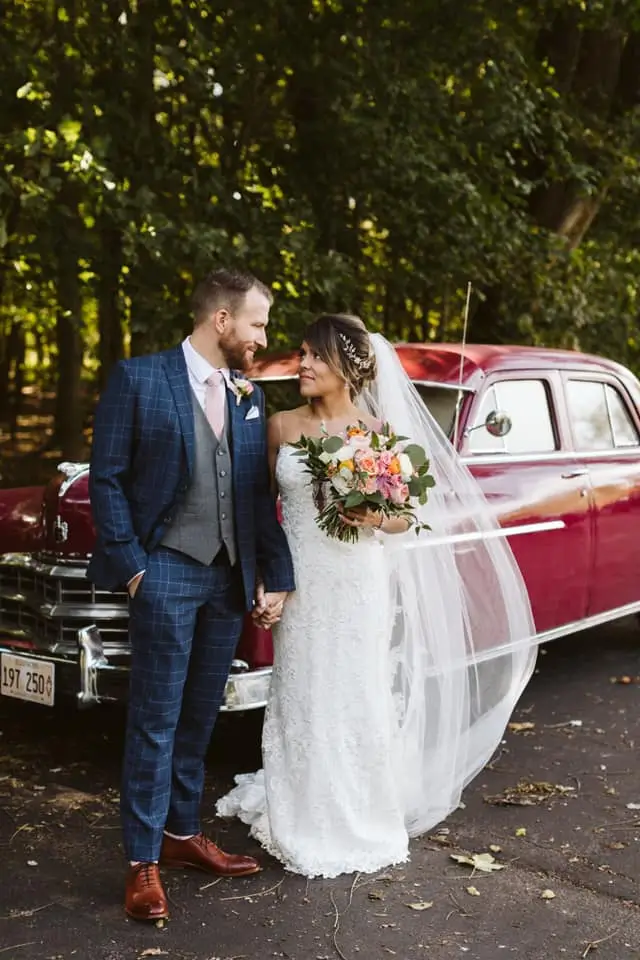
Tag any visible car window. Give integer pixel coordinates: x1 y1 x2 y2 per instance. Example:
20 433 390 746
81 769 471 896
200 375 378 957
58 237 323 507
606 385 639 447
566 380 639 451
468 379 557 455
413 384 460 437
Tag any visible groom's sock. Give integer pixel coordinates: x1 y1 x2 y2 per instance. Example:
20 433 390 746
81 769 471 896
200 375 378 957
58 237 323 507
164 830 195 840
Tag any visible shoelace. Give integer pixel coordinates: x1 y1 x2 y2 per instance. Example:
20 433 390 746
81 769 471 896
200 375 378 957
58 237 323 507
137 863 158 888
194 833 229 860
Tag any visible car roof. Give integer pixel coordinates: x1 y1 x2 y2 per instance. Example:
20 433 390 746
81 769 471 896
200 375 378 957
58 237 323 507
249 342 633 389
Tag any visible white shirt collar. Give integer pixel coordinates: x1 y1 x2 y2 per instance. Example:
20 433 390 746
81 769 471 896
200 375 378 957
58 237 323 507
182 337 230 385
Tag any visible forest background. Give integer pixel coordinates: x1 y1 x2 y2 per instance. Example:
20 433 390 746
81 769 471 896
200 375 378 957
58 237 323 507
1 0 639 482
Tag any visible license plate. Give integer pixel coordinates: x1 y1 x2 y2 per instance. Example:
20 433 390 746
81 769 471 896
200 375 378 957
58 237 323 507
1 653 55 707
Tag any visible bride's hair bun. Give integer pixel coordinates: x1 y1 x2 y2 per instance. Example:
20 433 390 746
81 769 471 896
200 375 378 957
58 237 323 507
303 313 377 398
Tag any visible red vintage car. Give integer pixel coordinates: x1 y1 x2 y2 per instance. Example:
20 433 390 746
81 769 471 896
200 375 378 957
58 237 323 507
2 343 640 710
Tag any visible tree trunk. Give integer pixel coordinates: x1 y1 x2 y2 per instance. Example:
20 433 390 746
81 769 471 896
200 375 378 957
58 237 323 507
0 318 13 422
97 218 124 389
1 321 22 430
9 324 26 441
54 232 85 460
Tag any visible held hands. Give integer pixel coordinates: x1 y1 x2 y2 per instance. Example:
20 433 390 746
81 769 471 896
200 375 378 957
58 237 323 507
252 580 289 630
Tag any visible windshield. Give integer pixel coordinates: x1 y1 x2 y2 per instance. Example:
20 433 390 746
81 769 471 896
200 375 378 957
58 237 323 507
259 378 460 439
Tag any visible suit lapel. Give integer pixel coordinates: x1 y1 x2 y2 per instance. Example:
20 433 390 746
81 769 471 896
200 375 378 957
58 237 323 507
163 345 195 476
226 376 243 459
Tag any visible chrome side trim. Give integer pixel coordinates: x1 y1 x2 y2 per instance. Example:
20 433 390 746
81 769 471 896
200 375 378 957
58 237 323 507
537 599 640 645
411 380 474 393
395 520 565 551
464 448 640 467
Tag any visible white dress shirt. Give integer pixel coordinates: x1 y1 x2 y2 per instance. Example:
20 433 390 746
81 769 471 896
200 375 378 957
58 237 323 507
181 336 230 411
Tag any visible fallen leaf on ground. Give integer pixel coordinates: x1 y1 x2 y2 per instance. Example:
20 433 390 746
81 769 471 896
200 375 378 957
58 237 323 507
508 722 536 733
515 827 527 837
541 889 556 900
489 844 502 853
139 951 168 958
626 803 640 810
450 852 504 873
466 886 481 896
484 779 576 806
407 901 433 911
368 889 385 901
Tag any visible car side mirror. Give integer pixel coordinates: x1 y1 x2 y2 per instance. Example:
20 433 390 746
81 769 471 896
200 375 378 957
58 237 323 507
485 410 512 438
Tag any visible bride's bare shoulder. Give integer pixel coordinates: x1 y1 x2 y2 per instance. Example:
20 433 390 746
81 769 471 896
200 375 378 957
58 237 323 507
357 412 384 432
268 407 310 445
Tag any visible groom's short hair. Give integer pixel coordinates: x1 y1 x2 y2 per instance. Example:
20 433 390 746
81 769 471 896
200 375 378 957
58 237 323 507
192 268 273 325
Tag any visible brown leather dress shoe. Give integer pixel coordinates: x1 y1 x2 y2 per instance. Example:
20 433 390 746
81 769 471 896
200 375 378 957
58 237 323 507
125 863 169 921
160 832 261 877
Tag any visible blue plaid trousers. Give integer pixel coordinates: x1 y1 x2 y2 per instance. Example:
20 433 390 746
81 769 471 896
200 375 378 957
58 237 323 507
120 546 244 862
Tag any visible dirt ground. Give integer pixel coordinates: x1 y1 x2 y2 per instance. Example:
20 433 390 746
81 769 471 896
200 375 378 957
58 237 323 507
1 620 640 960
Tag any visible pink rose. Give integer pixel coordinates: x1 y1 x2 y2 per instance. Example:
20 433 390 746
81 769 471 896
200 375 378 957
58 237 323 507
355 448 377 475
359 474 378 495
389 481 410 505
376 451 393 474
376 474 395 500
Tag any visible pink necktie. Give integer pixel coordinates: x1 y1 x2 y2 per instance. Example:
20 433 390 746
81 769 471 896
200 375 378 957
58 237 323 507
204 370 225 439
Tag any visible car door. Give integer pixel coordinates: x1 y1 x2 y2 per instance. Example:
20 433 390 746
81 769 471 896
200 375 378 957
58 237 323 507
563 374 640 617
460 371 593 635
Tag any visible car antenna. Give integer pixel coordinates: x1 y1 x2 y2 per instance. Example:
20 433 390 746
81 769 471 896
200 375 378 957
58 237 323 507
452 281 472 449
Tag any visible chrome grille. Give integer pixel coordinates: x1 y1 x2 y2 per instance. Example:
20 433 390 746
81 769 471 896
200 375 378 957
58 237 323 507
0 564 60 605
0 563 125 607
0 556 130 657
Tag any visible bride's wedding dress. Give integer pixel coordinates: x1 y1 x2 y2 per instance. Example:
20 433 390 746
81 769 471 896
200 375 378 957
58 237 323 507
217 445 410 877
217 334 537 879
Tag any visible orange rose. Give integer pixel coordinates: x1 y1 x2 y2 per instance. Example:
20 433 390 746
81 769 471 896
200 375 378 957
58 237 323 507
388 456 402 475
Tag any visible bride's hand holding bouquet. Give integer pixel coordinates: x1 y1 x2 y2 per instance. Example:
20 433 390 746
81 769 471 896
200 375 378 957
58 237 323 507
290 421 435 543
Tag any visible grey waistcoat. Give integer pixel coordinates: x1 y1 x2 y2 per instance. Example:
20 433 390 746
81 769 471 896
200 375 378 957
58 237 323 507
160 391 237 566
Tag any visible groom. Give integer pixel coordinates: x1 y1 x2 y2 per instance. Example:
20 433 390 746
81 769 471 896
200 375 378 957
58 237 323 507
88 268 295 921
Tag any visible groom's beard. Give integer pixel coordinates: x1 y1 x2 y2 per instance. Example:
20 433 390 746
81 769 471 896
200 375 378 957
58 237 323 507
220 333 255 372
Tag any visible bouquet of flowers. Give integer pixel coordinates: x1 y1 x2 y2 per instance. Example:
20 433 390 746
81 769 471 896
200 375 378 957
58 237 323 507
289 421 435 543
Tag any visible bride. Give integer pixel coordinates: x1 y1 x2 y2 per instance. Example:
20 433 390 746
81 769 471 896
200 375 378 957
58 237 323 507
217 313 537 878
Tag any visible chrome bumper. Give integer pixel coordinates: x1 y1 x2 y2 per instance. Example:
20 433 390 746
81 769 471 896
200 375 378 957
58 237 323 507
0 626 272 712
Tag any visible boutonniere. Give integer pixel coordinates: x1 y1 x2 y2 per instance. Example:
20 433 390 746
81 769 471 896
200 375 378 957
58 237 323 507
229 376 255 406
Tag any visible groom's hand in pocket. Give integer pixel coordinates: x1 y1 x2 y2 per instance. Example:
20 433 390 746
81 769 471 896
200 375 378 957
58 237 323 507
127 571 145 599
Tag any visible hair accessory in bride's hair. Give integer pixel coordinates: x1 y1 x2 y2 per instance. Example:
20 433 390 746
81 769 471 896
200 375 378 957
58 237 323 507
338 332 367 369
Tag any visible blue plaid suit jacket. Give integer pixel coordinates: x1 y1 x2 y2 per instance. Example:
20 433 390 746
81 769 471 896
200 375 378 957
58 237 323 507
87 345 295 608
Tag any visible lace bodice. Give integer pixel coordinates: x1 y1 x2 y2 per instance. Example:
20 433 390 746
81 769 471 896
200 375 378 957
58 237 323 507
275 445 378 557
